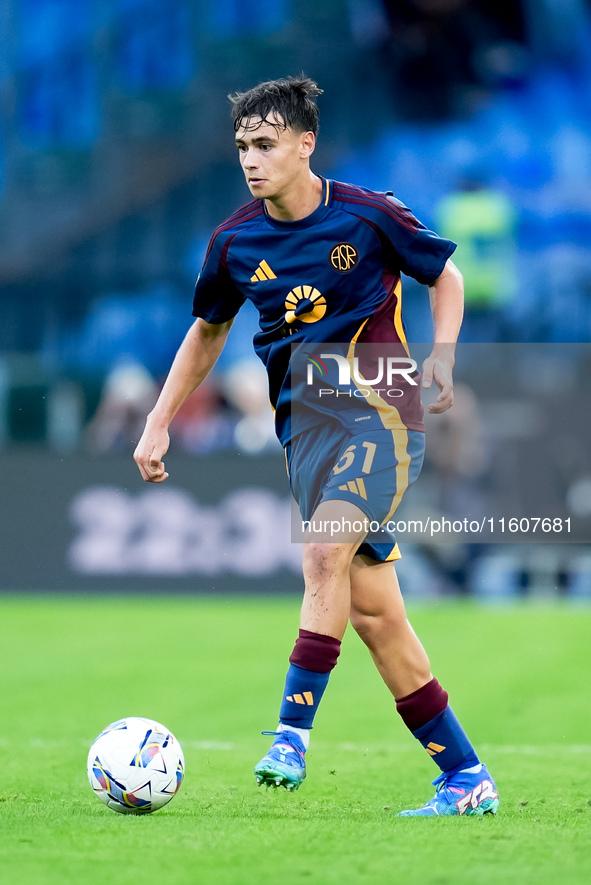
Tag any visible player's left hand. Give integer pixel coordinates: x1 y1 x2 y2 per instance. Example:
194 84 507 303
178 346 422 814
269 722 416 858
134 423 170 483
422 351 454 413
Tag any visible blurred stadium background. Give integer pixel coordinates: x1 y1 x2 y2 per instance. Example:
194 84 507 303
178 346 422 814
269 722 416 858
1 0 591 598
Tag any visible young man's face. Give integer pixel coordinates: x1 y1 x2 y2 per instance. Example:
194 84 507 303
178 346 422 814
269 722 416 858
234 116 315 201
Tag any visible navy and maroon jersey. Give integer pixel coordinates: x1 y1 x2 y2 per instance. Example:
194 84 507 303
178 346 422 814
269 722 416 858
192 177 456 446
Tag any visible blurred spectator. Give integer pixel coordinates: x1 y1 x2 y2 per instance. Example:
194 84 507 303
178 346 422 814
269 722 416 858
171 360 279 456
436 174 518 341
420 382 490 592
424 381 489 506
222 359 280 454
170 376 236 455
169 298 279 455
86 359 158 453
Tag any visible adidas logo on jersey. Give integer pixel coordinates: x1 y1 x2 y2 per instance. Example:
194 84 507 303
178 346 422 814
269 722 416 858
250 260 277 282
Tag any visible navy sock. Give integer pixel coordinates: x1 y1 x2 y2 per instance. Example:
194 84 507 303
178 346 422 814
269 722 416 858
279 663 331 729
396 678 479 773
278 629 341 730
412 707 480 773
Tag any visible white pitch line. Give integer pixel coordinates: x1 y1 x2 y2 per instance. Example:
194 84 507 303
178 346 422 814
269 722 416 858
329 743 591 755
0 739 589 755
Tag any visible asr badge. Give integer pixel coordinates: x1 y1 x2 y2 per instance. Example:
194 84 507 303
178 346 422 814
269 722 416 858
329 243 359 273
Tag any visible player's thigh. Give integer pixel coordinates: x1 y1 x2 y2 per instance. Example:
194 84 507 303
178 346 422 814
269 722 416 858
303 498 374 545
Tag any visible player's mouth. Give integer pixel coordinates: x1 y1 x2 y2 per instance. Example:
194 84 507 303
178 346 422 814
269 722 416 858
248 178 266 186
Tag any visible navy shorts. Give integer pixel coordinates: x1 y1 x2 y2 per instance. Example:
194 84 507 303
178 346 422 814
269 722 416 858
287 420 425 562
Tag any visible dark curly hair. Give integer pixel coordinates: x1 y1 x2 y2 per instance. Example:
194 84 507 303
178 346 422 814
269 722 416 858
229 76 323 136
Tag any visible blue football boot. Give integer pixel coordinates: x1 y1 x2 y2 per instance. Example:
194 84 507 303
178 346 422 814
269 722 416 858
397 764 499 817
254 730 306 791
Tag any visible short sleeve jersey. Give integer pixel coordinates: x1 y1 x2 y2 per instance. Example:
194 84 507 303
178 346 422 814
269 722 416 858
193 178 456 446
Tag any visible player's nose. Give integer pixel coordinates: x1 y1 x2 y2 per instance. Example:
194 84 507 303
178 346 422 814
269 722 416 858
242 148 258 169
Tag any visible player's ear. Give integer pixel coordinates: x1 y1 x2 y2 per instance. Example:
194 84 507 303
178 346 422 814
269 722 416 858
299 130 315 160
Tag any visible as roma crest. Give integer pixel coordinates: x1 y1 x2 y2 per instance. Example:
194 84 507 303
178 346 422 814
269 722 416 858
329 243 359 273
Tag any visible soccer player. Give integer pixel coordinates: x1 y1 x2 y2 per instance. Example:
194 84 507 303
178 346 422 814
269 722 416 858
134 77 499 817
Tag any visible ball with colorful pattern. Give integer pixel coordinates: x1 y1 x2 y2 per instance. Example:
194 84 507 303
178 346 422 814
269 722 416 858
87 717 185 814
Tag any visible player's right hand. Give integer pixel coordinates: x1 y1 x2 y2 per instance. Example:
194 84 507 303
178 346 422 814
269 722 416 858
133 424 170 483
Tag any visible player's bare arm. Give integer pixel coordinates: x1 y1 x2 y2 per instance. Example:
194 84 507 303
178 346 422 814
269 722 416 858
134 317 233 483
422 257 464 414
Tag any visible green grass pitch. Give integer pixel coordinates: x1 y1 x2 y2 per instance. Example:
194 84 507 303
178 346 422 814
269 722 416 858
0 595 590 885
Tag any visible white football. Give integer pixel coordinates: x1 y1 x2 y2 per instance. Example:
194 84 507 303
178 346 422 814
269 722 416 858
87 717 185 814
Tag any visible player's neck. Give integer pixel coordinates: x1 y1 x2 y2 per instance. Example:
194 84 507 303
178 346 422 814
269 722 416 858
265 172 323 222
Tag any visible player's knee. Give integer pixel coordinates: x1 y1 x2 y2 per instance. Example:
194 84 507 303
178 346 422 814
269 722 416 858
303 542 353 579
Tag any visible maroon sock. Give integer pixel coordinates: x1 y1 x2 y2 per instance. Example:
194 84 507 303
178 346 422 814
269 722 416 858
289 628 341 673
395 677 449 732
